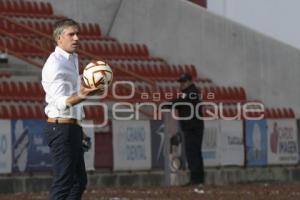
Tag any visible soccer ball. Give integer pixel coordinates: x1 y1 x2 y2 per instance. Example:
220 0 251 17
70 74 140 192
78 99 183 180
83 60 113 88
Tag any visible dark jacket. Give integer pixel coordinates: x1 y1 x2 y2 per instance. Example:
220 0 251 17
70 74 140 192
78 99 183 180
170 83 204 132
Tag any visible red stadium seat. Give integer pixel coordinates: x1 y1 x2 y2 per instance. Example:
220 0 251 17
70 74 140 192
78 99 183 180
110 43 121 56
0 81 8 100
276 108 283 118
288 108 295 118
40 2 47 15
45 2 53 15
133 44 141 57
94 24 101 36
33 2 40 14
6 0 14 13
239 87 246 100
142 44 149 56
9 105 20 119
17 82 28 101
282 108 289 118
34 104 45 119
18 104 28 119
10 81 20 100
81 23 89 37
26 82 35 101
0 1 4 13
0 105 9 119
84 106 95 119
270 108 277 118
13 0 21 14
26 1 35 15
96 43 104 55
264 108 270 118
103 43 111 56
25 105 33 118
146 63 156 78
0 106 4 119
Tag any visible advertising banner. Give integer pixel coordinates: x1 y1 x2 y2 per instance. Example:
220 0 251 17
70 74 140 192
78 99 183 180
113 120 152 171
219 120 244 166
202 120 220 167
245 119 268 166
0 120 12 174
12 120 51 172
150 120 165 169
268 119 298 165
94 121 113 169
82 120 95 171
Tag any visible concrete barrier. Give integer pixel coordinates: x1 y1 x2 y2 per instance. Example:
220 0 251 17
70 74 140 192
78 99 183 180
2 167 300 193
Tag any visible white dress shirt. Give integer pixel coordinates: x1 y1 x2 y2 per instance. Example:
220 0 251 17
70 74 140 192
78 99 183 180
42 46 84 120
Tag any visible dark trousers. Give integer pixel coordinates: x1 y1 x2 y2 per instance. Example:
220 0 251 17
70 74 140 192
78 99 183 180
184 130 204 184
45 123 87 200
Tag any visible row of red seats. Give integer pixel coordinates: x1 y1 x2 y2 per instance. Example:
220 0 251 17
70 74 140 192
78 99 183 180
0 0 53 16
189 0 207 8
202 106 243 118
264 108 295 118
111 63 198 80
0 18 104 39
202 86 246 102
1 36 151 63
0 71 11 77
0 81 243 104
0 104 45 119
202 106 295 119
81 42 149 58
0 81 44 101
104 56 164 63
26 38 127 54
79 23 102 38
0 37 46 56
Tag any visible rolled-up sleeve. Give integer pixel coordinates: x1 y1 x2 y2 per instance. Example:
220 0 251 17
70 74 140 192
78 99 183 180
42 60 73 111
54 96 69 111
48 75 73 110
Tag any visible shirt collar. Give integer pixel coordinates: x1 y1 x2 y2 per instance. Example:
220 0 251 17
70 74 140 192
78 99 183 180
55 46 78 60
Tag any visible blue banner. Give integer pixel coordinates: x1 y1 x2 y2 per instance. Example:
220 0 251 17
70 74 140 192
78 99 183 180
245 119 268 166
12 120 51 172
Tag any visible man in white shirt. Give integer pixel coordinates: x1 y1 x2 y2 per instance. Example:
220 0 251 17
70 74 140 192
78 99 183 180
42 18 101 200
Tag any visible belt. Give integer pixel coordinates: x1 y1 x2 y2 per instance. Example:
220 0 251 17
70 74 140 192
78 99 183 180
47 118 80 125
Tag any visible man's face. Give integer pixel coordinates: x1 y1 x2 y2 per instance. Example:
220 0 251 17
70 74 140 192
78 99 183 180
57 26 80 53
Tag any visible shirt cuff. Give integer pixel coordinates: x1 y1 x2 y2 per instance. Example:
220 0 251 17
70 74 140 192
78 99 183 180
55 96 69 111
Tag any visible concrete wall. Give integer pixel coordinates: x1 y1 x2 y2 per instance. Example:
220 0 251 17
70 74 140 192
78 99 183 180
207 0 300 50
109 0 300 116
1 167 300 193
38 0 122 35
